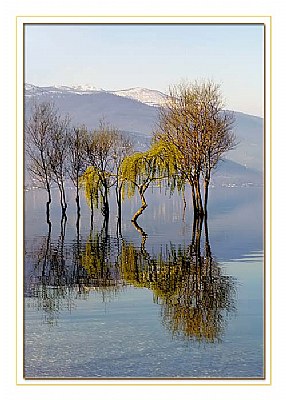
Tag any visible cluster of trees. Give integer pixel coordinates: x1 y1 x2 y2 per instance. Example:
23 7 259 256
26 80 236 226
26 103 132 226
155 81 236 217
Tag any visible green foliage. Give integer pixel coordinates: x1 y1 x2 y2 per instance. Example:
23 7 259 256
120 139 185 200
79 166 110 209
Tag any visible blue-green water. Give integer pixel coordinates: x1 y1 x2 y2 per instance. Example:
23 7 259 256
24 186 264 378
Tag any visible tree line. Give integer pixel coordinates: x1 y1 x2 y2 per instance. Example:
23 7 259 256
25 80 236 226
26 104 132 226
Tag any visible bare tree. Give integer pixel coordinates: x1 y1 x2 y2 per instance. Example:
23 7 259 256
82 121 133 227
25 102 55 223
83 121 116 223
156 80 236 217
67 125 88 222
112 132 133 226
49 112 70 218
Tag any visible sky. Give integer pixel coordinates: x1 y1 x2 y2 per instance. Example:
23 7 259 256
24 23 264 116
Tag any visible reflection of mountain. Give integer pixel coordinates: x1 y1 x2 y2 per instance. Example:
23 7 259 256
25 83 263 184
25 218 236 341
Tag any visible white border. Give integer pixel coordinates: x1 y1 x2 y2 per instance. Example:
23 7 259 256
16 14 271 389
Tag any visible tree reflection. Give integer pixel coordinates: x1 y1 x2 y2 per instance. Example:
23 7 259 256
26 219 122 324
26 217 236 341
119 217 236 342
26 219 77 325
80 224 122 300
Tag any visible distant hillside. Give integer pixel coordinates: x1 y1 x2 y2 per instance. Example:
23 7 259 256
213 159 262 186
25 87 159 134
24 84 264 184
225 111 263 172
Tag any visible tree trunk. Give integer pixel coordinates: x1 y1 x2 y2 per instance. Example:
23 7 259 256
90 193 94 230
131 219 148 240
182 190 187 221
101 184 109 220
194 178 204 217
102 215 109 237
131 186 148 222
203 215 214 287
76 182 80 218
204 175 210 218
42 221 52 276
116 184 122 237
116 184 122 223
193 215 203 291
58 182 67 217
191 215 203 251
191 184 197 213
46 185 52 224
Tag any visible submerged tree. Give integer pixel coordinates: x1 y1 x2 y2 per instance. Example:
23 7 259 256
83 122 117 222
67 125 88 223
120 140 178 222
79 166 103 228
49 112 70 218
25 102 55 223
25 101 71 221
81 122 133 228
112 132 133 226
156 80 236 217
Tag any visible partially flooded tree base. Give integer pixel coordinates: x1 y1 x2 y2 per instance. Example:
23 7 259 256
131 203 148 223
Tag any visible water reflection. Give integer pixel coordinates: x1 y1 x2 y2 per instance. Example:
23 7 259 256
25 217 236 341
26 219 78 325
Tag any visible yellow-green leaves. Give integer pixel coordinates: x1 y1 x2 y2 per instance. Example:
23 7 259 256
79 166 102 209
120 139 184 201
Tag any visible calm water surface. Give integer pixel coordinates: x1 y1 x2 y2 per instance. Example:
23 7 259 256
24 186 264 378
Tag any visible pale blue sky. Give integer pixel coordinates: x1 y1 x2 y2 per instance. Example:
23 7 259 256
24 24 264 116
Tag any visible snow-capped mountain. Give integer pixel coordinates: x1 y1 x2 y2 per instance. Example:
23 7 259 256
24 83 102 97
24 84 167 107
24 83 263 173
110 87 167 107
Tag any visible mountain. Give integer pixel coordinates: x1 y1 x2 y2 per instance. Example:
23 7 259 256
110 87 168 107
224 111 263 172
24 84 263 184
25 84 159 135
212 159 262 187
24 83 168 106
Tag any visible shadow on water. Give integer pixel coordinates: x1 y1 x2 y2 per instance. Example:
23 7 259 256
25 216 237 342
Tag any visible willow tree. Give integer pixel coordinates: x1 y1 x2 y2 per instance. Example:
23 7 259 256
82 122 129 223
79 166 106 227
157 80 236 217
120 140 178 222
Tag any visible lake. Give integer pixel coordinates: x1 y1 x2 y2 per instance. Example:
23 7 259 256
24 184 264 379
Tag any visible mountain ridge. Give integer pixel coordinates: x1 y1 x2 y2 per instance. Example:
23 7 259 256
24 84 262 118
24 83 264 175
24 83 167 107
